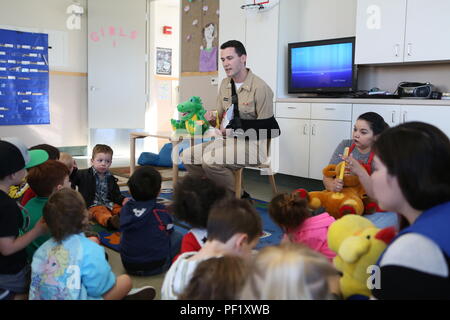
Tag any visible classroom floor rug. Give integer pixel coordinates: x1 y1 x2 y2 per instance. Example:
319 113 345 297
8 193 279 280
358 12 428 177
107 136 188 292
94 188 283 252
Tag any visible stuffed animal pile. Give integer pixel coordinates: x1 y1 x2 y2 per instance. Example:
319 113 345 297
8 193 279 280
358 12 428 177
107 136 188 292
327 215 396 299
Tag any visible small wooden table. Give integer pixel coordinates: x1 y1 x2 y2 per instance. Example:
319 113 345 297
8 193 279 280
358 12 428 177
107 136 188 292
129 131 184 185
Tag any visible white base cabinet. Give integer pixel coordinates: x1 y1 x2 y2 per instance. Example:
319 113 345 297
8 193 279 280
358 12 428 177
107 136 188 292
275 103 352 180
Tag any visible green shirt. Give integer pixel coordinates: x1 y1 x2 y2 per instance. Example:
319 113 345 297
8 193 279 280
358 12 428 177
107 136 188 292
22 196 50 259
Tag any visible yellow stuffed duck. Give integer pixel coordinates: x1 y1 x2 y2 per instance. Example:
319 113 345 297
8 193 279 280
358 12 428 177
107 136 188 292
327 215 396 299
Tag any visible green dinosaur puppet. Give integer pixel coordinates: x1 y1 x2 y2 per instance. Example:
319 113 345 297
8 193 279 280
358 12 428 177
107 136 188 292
171 96 210 135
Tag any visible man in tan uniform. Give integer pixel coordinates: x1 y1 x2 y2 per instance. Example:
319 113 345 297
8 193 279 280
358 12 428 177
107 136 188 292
181 40 279 197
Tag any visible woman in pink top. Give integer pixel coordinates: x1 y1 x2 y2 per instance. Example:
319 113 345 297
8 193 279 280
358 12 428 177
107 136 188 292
269 192 336 261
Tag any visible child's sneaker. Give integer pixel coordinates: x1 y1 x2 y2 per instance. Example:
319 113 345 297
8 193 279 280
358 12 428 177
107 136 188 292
124 286 156 300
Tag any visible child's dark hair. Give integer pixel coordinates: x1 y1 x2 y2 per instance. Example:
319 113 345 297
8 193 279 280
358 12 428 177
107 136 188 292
29 144 60 160
357 112 389 136
269 193 310 231
127 166 162 201
208 199 262 243
92 144 113 159
171 175 229 228
27 160 70 197
43 188 88 242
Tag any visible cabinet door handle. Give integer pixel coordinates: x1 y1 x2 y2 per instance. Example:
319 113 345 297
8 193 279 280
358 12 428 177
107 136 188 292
303 124 308 135
394 44 399 57
391 110 396 123
311 124 316 136
325 107 336 111
287 106 296 109
402 111 407 122
407 43 412 56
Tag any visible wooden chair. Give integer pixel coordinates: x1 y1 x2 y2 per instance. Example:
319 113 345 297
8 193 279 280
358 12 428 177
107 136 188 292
233 139 278 198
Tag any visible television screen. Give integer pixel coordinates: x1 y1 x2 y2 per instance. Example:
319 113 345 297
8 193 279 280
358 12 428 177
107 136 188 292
288 37 356 94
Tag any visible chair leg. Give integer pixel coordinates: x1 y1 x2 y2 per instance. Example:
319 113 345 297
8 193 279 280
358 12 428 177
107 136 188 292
268 174 277 195
234 168 243 199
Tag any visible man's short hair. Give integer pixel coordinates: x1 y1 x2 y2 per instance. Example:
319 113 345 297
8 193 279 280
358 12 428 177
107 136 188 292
220 40 247 57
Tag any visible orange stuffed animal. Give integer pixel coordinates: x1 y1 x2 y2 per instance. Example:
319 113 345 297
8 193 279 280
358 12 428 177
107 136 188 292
296 162 368 219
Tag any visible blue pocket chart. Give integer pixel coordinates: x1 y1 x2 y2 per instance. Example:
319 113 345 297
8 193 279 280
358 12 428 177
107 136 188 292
0 28 49 125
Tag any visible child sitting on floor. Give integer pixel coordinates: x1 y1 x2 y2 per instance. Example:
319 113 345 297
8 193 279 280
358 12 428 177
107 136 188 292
71 144 128 229
178 255 249 300
170 175 229 261
59 152 77 176
161 198 262 300
240 242 340 300
0 138 48 300
29 188 155 300
19 143 61 207
120 166 182 276
269 192 336 261
22 160 71 258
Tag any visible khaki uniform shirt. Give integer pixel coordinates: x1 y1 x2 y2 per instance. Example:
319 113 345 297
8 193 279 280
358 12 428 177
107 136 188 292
216 69 274 121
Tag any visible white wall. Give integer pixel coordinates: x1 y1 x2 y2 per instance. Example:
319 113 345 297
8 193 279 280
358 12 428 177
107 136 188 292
146 0 181 151
277 0 357 98
0 0 88 148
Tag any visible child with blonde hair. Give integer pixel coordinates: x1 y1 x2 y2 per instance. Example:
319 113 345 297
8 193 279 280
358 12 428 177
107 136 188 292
240 242 340 300
59 152 76 175
269 192 336 261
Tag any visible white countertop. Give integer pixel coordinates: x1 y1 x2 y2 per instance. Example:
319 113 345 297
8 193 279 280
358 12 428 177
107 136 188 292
276 97 450 106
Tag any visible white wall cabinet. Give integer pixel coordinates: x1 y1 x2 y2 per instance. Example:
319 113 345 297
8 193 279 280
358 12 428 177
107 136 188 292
276 103 352 180
352 104 450 138
355 0 407 64
355 0 450 64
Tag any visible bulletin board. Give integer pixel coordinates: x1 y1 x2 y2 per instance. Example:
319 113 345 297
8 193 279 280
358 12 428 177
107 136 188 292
181 0 220 73
0 28 49 125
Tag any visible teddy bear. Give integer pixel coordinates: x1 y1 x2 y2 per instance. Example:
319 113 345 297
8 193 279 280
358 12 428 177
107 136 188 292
327 215 396 299
296 161 369 219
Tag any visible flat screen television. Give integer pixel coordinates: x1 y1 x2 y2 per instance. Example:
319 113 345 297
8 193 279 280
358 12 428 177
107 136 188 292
288 37 357 95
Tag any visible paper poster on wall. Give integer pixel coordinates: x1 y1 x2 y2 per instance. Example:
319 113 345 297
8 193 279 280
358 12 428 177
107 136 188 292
181 0 219 73
157 80 171 101
156 47 172 75
0 28 49 125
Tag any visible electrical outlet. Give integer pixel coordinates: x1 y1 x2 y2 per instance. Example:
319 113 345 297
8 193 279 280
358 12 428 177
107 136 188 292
211 76 218 86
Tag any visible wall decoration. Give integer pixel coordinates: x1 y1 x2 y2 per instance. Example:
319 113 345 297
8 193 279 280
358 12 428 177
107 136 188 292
0 28 49 125
89 26 138 48
199 23 217 72
156 47 172 75
181 0 219 73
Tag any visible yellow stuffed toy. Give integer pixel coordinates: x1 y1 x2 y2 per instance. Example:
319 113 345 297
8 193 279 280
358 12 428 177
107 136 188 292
327 215 396 299
296 162 366 219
